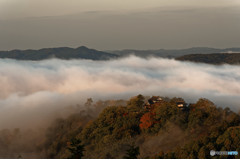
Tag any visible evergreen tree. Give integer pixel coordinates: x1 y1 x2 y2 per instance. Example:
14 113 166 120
127 94 144 111
67 138 85 159
123 145 140 159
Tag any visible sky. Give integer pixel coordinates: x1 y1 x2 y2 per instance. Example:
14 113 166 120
0 0 240 50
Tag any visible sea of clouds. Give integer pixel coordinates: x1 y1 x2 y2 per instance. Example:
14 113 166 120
0 56 239 129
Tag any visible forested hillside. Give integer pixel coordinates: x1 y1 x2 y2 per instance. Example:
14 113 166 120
0 95 239 159
176 53 240 65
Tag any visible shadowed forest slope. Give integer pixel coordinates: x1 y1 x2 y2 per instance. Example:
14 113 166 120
176 53 240 65
0 95 239 159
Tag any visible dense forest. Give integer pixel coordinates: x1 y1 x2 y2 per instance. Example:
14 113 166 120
0 95 239 159
176 53 240 65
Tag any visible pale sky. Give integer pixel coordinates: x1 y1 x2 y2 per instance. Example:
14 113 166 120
0 0 240 50
1 0 239 19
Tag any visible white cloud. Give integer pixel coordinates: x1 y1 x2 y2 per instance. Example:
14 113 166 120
0 57 240 129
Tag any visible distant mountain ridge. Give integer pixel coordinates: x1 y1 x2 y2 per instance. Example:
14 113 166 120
0 46 118 61
176 53 240 65
107 47 240 58
1 46 240 62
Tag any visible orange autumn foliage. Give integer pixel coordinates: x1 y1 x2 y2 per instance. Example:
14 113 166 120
139 112 154 129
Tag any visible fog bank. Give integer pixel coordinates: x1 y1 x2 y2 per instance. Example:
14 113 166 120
0 56 240 129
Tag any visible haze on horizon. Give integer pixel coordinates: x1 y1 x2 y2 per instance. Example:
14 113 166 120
0 0 240 50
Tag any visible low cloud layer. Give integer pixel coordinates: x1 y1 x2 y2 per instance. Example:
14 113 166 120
0 56 240 129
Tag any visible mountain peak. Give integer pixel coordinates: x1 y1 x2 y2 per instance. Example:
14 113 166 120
0 46 118 61
76 46 89 50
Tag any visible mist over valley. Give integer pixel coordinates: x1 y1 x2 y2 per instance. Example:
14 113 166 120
1 0 240 158
0 56 239 129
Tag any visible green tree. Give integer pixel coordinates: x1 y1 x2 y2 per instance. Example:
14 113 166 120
123 145 140 159
67 138 85 159
216 126 240 150
127 94 144 111
198 146 207 159
85 98 93 107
